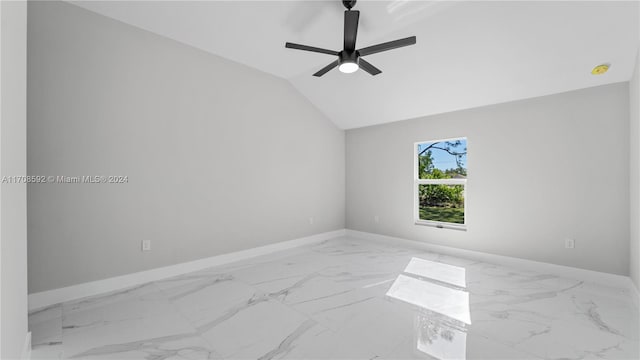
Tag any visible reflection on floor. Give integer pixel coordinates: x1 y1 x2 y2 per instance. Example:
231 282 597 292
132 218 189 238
29 237 639 359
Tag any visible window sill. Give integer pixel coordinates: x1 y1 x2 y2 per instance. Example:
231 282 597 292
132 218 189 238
415 220 467 231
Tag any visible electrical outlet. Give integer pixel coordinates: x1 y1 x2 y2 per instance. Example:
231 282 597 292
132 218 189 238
309 217 314 225
565 238 575 249
374 215 379 223
142 240 151 251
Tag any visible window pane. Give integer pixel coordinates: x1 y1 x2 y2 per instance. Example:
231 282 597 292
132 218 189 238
418 184 465 224
417 139 467 180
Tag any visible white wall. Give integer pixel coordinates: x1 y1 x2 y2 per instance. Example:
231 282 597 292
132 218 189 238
631 48 640 290
27 1 345 293
347 83 630 275
1 0 29 358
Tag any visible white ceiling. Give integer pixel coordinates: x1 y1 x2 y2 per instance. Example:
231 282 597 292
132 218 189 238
71 1 639 129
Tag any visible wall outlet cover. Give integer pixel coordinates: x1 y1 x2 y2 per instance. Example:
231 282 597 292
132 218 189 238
142 240 151 251
565 239 575 249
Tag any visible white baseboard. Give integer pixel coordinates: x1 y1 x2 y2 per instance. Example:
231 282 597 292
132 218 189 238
346 229 635 290
28 228 637 312
21 332 31 360
28 229 346 311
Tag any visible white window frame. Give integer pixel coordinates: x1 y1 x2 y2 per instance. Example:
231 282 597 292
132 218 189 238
414 137 467 231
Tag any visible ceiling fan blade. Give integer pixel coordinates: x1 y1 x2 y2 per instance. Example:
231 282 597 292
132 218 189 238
357 36 416 57
285 42 339 56
358 58 382 76
313 60 340 77
343 10 360 51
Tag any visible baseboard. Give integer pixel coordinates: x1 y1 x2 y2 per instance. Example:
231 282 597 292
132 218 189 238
28 228 636 312
346 229 634 289
21 332 31 360
28 229 346 311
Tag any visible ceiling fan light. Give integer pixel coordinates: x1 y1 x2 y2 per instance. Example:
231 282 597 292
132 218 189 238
339 62 359 73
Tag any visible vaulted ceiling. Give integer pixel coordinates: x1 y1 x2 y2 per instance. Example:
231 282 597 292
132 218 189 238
71 1 639 129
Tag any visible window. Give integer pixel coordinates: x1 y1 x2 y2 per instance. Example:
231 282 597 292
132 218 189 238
414 138 467 229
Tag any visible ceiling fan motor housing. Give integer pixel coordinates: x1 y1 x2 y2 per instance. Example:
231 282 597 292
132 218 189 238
339 50 358 66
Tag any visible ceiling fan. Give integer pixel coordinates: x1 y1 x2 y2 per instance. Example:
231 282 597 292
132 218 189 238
285 0 416 77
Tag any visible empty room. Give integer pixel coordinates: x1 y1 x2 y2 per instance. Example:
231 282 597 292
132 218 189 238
1 0 640 359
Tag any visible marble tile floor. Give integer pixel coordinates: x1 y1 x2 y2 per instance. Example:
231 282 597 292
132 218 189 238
29 236 640 360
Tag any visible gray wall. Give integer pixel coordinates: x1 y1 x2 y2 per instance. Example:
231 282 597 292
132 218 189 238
347 83 630 275
27 1 345 294
631 49 639 290
1 0 29 358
